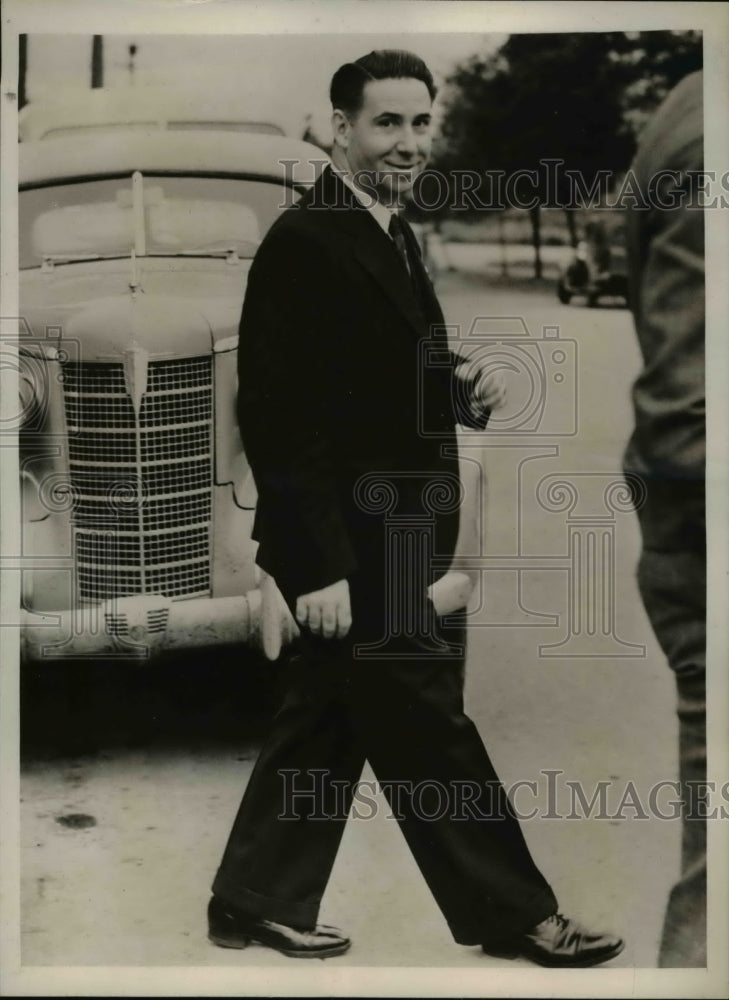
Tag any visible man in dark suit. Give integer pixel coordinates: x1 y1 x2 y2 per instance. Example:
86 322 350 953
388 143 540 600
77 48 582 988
209 49 624 967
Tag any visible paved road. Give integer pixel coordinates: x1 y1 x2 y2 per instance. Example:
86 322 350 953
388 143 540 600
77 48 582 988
20 268 678 971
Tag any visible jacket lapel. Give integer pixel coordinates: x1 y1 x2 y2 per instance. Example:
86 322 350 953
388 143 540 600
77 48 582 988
310 167 434 338
352 226 429 337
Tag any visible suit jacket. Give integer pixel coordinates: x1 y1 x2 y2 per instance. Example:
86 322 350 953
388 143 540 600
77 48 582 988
237 165 487 614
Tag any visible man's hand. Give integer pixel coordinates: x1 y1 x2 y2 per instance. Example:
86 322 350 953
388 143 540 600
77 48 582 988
454 362 508 414
474 367 507 410
295 579 352 639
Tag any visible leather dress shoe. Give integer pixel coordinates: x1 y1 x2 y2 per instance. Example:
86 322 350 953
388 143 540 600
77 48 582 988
207 896 351 959
482 912 625 967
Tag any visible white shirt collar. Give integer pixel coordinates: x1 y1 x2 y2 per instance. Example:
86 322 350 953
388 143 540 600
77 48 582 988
339 171 395 235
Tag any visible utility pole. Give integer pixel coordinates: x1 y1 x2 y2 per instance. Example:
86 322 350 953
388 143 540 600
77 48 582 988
128 43 137 84
19 33 28 108
498 211 509 278
91 35 103 89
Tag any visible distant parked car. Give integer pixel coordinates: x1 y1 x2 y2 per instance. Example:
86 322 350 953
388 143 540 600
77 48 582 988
557 258 629 307
18 129 326 663
557 224 629 308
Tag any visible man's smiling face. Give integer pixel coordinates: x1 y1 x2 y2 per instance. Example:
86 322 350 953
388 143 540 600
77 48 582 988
334 76 433 205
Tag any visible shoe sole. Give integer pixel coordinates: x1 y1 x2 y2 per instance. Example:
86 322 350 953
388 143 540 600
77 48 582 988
480 943 521 960
522 939 626 968
208 931 351 959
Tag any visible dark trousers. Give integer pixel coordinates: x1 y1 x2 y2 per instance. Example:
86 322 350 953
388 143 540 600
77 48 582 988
212 609 557 945
635 478 706 967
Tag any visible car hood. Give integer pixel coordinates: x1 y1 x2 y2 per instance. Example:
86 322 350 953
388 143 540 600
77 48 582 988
20 256 251 356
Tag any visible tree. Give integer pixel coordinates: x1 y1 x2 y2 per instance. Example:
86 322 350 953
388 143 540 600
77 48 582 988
612 30 703 138
437 31 702 277
438 34 634 276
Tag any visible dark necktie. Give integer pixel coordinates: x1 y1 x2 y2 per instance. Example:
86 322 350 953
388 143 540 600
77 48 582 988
388 212 411 277
389 212 439 324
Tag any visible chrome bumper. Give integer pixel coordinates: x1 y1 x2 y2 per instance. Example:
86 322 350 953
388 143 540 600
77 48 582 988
20 582 298 663
20 570 475 663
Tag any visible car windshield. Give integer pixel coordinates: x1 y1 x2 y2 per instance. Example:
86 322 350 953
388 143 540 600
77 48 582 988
20 174 298 268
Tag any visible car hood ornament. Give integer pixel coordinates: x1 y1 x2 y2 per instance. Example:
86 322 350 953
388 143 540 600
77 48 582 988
122 342 149 419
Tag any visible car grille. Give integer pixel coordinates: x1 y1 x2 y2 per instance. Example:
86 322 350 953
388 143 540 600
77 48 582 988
62 356 213 602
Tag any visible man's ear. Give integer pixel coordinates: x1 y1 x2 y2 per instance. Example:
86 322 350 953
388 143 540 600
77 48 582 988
331 108 351 150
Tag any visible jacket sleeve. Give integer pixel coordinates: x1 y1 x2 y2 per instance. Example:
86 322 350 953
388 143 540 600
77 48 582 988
236 223 358 597
625 71 705 482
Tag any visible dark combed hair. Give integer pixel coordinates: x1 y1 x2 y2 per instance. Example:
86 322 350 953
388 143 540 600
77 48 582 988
330 49 437 116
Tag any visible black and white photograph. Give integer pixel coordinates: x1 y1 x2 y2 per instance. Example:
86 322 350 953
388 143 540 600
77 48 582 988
1 1 727 996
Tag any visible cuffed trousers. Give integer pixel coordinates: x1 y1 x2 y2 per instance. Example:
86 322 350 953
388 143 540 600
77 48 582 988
212 609 557 945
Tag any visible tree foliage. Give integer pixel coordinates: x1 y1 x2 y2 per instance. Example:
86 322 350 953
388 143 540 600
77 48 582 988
439 29 702 189
612 30 703 137
434 31 703 274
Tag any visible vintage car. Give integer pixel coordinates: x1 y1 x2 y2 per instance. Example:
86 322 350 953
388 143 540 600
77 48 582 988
18 130 326 662
17 129 480 664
